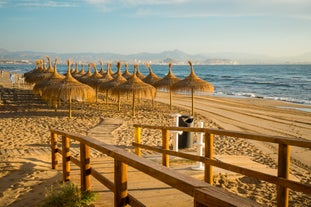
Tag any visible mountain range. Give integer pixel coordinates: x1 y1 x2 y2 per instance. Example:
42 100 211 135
0 48 310 65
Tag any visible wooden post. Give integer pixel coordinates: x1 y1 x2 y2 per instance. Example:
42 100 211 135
132 91 135 116
277 144 290 207
80 143 91 191
114 160 128 207
162 128 169 167
51 131 58 170
62 135 70 182
204 133 214 184
134 126 141 156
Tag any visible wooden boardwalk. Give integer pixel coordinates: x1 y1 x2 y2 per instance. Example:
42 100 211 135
67 156 202 207
72 117 204 206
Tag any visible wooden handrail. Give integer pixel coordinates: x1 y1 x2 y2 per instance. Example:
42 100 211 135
50 128 262 207
132 143 311 195
132 124 311 207
132 124 311 148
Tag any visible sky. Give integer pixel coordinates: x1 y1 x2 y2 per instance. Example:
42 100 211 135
0 0 311 58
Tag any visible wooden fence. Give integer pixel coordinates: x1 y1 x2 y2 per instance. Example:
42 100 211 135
50 128 262 207
133 124 311 207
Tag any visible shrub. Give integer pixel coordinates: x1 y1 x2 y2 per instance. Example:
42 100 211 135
38 182 97 207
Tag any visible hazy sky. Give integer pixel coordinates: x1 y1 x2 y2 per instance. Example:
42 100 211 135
0 0 310 57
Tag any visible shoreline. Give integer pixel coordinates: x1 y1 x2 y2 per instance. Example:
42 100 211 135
2 67 311 106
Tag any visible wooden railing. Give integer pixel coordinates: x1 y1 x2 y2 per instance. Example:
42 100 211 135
133 124 311 207
50 128 262 207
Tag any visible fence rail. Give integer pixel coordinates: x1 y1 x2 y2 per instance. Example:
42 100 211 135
50 128 261 207
133 124 311 207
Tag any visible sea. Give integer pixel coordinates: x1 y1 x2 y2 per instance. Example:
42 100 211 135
1 63 310 107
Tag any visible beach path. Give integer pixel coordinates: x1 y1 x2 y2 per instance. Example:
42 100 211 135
87 117 124 145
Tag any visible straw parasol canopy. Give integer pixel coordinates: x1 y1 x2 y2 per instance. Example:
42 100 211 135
171 60 214 116
24 59 46 84
83 62 103 102
73 63 86 78
24 59 42 81
71 62 79 75
153 63 181 110
85 62 102 86
111 63 156 116
99 60 106 75
142 63 161 85
98 61 127 108
135 64 145 79
99 63 114 82
80 64 86 74
77 64 93 83
33 56 56 81
42 59 95 118
33 58 65 96
122 62 132 80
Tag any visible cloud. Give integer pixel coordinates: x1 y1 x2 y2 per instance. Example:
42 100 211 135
85 0 311 19
5 0 309 20
0 0 8 8
85 0 187 5
3 0 80 8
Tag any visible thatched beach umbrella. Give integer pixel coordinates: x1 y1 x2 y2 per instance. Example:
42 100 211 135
24 59 45 84
136 64 145 80
96 63 114 103
99 63 114 82
24 59 42 81
34 56 56 81
33 58 65 109
111 63 156 116
171 61 214 116
142 63 161 85
79 64 86 74
77 64 93 83
42 59 95 118
99 61 105 75
71 63 79 75
153 63 181 110
86 63 102 86
73 63 86 79
98 61 127 108
33 58 64 96
122 62 132 80
84 62 103 102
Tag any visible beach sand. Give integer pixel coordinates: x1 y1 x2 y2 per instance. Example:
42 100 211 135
0 71 310 206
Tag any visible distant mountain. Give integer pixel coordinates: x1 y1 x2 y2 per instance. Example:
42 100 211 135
0 48 310 64
0 48 237 65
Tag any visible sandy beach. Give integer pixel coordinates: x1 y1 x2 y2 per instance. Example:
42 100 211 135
0 70 310 206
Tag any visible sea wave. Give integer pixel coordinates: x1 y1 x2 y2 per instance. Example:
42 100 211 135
215 91 311 105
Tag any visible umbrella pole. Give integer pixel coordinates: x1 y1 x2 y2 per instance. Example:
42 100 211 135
96 87 98 102
118 92 121 111
169 89 172 110
132 91 135 116
191 88 194 116
105 90 108 105
69 96 72 118
152 96 154 108
54 100 58 112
